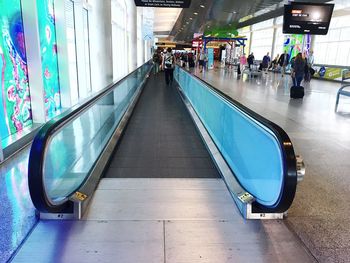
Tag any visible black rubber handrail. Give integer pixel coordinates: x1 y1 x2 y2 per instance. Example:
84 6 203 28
28 61 152 213
177 66 297 213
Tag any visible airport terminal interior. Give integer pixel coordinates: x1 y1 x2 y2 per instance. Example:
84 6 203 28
1 0 350 262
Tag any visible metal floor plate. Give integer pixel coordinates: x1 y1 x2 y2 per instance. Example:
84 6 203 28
13 178 315 263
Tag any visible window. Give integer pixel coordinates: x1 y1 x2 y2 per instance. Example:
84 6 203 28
65 0 79 103
83 8 92 92
273 27 284 59
250 28 274 60
137 9 143 66
238 26 251 55
314 15 350 66
112 0 128 81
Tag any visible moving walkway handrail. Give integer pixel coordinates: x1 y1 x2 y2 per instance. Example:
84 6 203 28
28 61 152 213
176 66 298 213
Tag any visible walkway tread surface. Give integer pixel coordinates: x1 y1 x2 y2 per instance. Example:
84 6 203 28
105 73 219 179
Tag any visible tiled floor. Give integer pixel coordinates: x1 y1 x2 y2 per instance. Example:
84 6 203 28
0 146 37 263
193 66 350 262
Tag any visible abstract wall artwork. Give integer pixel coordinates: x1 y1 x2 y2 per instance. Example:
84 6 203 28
37 0 61 119
284 34 311 60
0 0 32 143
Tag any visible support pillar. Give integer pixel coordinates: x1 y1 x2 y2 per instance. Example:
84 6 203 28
0 139 3 162
54 0 72 108
21 0 46 123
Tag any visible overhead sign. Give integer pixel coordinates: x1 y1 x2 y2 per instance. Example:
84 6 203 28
134 0 191 8
142 8 154 40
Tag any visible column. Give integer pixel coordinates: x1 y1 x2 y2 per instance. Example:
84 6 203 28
54 0 72 108
0 139 3 162
21 0 46 123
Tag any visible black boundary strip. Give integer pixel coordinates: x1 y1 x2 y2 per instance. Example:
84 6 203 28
28 61 152 213
177 66 297 213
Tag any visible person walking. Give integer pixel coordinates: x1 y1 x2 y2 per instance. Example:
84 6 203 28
278 51 290 77
239 53 247 73
269 54 280 71
152 51 161 74
198 49 207 73
163 47 176 85
262 52 271 74
247 52 255 70
291 53 306 87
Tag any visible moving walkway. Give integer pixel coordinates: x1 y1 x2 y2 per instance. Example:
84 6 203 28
27 61 304 219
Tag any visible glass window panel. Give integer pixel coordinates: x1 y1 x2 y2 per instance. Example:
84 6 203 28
313 14 350 65
65 0 79 103
83 9 92 93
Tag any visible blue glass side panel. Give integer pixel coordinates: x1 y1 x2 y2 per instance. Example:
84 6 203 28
0 149 37 263
175 67 283 206
43 64 151 201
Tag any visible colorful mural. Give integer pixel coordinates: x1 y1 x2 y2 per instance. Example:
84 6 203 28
283 34 311 60
0 0 32 141
37 0 61 119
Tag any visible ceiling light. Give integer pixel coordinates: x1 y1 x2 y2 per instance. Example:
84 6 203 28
200 5 205 8
194 12 198 15
186 22 189 24
189 17 193 20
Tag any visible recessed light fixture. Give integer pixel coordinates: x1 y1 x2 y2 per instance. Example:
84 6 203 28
189 17 193 20
194 12 198 15
186 22 189 24
200 5 205 8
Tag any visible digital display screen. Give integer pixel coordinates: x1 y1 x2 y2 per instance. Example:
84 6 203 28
283 3 334 35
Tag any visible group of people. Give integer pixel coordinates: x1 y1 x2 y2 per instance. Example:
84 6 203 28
152 48 210 86
153 48 176 86
239 50 315 87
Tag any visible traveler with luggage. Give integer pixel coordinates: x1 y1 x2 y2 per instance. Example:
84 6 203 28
163 47 176 85
291 53 306 87
290 53 306 99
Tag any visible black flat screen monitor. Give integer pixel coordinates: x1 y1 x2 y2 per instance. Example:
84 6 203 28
283 2 334 35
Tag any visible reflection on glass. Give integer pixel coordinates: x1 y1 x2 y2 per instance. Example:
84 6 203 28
0 148 36 263
176 67 284 207
43 63 151 202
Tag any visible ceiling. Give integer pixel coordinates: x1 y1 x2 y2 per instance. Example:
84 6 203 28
170 0 332 41
153 8 182 37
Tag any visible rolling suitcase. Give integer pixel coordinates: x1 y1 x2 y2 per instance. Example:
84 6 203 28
290 86 304 99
